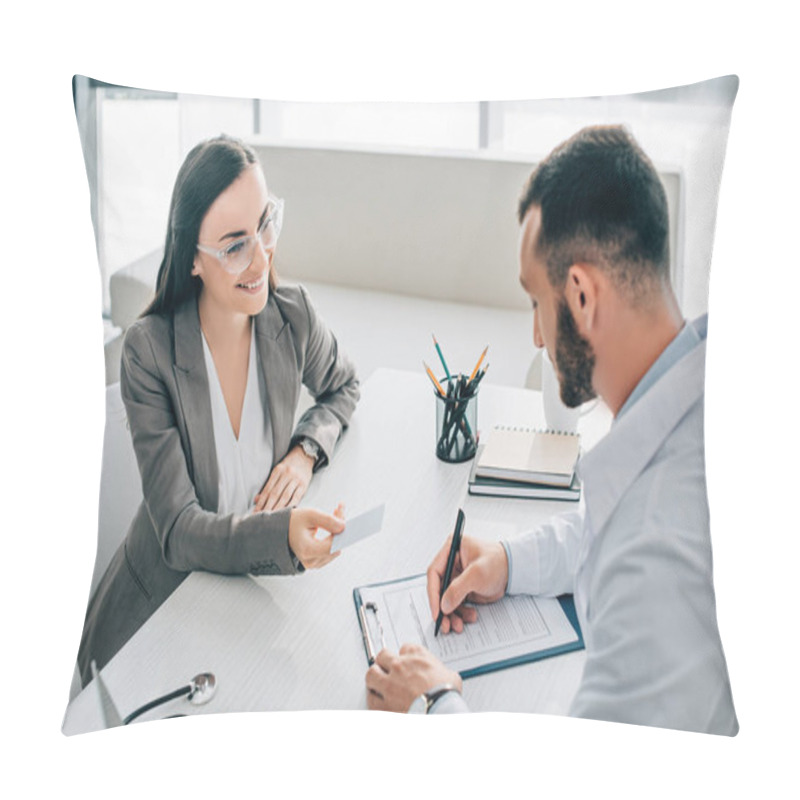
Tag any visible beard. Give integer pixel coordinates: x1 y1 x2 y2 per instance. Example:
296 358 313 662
554 297 597 408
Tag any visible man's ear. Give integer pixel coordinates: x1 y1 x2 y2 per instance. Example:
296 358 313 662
564 263 599 335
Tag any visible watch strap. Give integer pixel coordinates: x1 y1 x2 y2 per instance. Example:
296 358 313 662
414 683 460 714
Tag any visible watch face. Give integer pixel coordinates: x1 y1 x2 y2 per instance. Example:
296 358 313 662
301 439 319 458
407 695 427 714
407 684 456 714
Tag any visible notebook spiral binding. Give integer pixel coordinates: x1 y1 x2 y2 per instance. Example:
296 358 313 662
492 424 580 438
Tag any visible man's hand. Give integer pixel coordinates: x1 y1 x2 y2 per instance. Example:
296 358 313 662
288 505 345 570
427 535 509 634
365 644 462 712
253 445 315 512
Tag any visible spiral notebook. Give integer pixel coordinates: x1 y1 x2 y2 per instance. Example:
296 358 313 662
474 425 581 487
469 446 582 501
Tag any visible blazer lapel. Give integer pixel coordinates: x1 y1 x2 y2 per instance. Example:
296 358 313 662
255 292 299 467
172 300 219 512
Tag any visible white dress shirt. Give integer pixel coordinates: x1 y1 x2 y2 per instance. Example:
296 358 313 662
201 322 274 516
431 316 738 734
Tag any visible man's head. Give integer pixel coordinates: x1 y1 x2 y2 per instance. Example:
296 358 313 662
517 125 674 409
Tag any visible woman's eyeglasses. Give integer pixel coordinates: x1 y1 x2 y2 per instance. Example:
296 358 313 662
196 196 284 275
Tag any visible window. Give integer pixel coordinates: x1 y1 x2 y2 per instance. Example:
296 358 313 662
257 100 481 152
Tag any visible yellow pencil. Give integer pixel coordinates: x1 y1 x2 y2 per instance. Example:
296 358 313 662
423 361 446 396
468 346 489 381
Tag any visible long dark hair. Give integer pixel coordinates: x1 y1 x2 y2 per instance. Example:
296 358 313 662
142 134 277 317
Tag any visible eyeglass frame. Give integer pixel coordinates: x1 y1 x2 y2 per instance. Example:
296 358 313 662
195 195 284 275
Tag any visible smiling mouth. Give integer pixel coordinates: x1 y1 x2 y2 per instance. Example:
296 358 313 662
236 275 266 290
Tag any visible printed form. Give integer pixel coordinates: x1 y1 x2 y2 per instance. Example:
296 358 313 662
359 575 578 674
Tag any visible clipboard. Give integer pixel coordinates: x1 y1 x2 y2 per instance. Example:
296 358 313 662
353 573 584 680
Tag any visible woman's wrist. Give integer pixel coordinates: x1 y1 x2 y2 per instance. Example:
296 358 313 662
287 509 305 573
293 438 319 469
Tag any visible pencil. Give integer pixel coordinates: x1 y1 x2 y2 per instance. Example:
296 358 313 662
469 363 489 391
468 346 489 381
423 361 446 396
432 334 452 382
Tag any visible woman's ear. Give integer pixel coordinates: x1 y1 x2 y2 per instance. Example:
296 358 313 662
565 264 598 335
191 257 202 278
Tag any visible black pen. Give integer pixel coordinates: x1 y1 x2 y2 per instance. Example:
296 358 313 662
435 508 465 637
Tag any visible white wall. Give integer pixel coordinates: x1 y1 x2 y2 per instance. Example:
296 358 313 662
253 142 682 312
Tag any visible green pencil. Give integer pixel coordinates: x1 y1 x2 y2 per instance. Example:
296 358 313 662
432 334 452 382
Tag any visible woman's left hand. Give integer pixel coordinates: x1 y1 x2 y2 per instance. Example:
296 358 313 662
253 445 315 512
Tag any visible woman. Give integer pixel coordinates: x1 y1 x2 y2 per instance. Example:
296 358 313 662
78 135 359 685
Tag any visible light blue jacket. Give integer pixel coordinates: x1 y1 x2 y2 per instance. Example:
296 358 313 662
436 316 738 735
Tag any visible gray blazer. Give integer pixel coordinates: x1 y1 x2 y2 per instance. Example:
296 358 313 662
78 283 359 686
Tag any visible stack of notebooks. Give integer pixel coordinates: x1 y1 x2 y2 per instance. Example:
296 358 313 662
468 425 582 501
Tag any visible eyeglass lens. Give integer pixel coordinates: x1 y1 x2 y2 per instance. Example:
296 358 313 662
223 212 280 273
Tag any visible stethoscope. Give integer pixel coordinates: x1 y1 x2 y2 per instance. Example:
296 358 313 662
91 660 217 727
123 673 217 724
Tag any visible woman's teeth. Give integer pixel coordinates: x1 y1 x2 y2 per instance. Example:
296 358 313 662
237 276 264 289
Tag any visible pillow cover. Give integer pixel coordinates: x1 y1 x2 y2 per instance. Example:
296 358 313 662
64 75 739 736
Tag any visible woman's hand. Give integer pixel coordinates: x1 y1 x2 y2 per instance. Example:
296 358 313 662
253 445 315 512
288 504 345 570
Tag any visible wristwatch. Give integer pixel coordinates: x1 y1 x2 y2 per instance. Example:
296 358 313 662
298 437 320 464
407 683 460 714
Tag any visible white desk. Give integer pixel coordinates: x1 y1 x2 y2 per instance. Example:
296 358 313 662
63 369 612 734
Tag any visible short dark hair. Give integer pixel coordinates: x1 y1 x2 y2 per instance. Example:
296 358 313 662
143 134 277 317
518 125 670 298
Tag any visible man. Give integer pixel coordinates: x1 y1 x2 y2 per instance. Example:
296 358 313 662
365 125 738 735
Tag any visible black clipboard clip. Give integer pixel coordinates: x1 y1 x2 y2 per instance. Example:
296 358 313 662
358 601 386 664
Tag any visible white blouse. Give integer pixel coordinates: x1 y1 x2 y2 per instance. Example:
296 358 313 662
201 322 274 515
